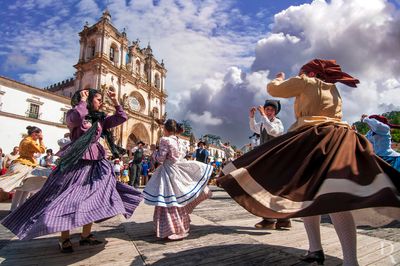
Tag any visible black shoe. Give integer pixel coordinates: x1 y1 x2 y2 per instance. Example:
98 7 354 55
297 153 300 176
79 234 103 246
58 238 74 253
300 250 325 265
254 219 276 229
275 219 292 229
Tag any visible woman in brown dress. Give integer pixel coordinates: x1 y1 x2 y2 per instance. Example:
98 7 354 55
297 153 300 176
218 59 400 265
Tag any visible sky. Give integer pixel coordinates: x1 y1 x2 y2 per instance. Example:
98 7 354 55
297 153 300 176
1 0 400 147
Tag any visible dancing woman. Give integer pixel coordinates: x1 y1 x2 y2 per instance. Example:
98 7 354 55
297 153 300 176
0 126 46 210
143 119 213 240
362 114 400 172
2 88 143 253
218 59 400 265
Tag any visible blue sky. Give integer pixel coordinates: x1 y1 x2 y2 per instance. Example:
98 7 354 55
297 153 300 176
1 0 400 147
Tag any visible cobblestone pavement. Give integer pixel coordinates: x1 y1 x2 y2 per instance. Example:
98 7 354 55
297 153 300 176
1 187 400 251
0 186 399 266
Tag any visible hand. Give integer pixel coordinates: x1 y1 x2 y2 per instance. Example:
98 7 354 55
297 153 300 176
38 132 44 142
249 107 256 118
257 105 265 116
80 90 89 102
361 114 368 121
107 89 119 106
276 72 285 80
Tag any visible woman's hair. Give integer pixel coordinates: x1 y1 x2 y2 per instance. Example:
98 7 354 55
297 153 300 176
164 119 177 133
59 88 126 172
71 88 102 112
164 119 184 134
26 126 42 135
86 89 102 113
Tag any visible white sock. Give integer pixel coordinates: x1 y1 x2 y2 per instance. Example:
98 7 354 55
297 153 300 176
302 215 323 252
330 211 358 266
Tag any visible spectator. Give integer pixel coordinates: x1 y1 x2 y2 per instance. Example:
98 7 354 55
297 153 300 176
2 146 20 174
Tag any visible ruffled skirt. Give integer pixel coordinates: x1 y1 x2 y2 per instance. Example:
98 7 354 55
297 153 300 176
1 158 143 240
218 123 400 227
143 160 213 207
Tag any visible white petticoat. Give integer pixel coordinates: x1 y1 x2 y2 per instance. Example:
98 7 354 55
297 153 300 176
0 163 51 192
143 160 213 207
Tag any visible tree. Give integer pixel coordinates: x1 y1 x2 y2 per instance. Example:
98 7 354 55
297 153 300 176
181 120 193 137
352 111 400 143
382 111 400 143
203 134 221 145
352 121 369 135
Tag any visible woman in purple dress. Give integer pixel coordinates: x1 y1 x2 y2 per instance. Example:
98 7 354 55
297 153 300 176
2 88 143 253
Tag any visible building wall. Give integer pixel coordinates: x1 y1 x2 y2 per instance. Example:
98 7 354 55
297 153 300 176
0 77 70 153
208 146 226 161
0 116 68 153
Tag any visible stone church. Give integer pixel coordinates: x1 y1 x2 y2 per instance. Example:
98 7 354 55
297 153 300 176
47 10 167 151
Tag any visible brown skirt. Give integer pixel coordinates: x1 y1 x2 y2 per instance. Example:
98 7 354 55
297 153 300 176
218 123 400 225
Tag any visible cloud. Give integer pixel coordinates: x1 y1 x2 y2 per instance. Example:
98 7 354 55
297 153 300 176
3 53 31 71
1 0 261 96
2 0 400 147
187 111 223 126
106 0 260 112
178 0 400 147
178 67 285 146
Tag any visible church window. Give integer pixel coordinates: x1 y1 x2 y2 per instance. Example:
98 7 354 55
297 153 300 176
110 47 115 62
136 60 141 74
89 40 96 58
155 73 161 89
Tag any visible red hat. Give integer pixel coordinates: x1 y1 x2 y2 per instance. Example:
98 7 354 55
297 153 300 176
368 115 400 129
300 59 360 88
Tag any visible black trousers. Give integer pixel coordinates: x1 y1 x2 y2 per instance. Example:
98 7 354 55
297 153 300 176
129 163 142 188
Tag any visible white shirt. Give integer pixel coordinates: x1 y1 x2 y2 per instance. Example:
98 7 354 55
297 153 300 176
249 116 284 137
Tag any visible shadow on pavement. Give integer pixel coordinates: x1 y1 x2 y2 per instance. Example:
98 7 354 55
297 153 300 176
138 243 343 266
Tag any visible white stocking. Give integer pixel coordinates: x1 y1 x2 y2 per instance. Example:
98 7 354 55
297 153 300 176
330 211 358 266
302 215 322 252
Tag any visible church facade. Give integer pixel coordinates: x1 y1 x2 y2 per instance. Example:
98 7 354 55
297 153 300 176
47 10 168 151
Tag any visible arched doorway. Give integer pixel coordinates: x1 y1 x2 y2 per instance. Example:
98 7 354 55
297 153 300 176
126 133 138 155
126 123 150 154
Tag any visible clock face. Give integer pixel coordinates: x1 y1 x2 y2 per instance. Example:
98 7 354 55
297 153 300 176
128 97 141 111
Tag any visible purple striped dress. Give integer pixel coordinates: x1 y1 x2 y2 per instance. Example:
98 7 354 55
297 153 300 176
1 101 143 240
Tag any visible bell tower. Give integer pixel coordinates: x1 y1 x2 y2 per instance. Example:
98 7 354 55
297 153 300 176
48 10 168 147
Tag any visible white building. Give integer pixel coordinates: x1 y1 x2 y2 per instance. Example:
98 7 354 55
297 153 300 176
207 144 226 162
0 76 70 153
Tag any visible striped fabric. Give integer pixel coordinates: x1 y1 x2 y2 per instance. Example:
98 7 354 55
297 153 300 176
154 187 212 238
218 124 400 226
144 160 213 207
1 159 143 240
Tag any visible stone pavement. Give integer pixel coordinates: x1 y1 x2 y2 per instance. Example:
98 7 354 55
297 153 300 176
0 186 399 265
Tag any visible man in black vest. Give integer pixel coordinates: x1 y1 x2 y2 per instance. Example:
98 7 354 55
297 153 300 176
193 141 209 163
129 141 145 188
249 99 291 230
